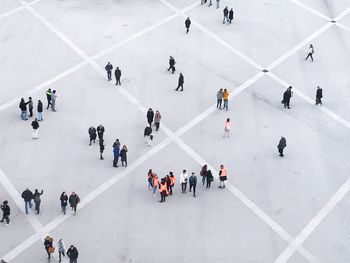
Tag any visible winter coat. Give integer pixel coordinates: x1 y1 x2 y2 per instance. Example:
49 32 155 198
316 88 323 99
19 101 27 111
1 204 10 216
44 238 53 249
283 90 292 103
67 247 79 259
229 10 234 20
185 19 191 28
115 69 121 78
33 190 43 204
37 101 43 113
169 57 175 67
21 189 33 202
154 112 161 123
223 90 229 100
223 7 228 15
88 127 97 138
31 120 39 129
178 74 184 85
120 148 127 162
144 126 152 136
189 175 197 186
105 64 113 71
277 137 287 150
180 172 188 183
97 126 105 136
147 110 154 123
58 240 66 253
206 170 213 182
217 90 223 99
51 93 57 102
69 194 80 207
46 90 51 100
60 194 68 207
28 100 33 110
113 141 120 157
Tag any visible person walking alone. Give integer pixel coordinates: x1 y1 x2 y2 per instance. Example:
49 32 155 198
105 62 113 81
0 200 10 226
147 108 154 127
37 100 43 121
223 7 228 24
112 139 120 167
33 189 43 215
282 86 293 109
228 8 234 24
115 67 121 85
180 169 188 194
167 56 176 73
67 245 79 263
189 172 197 197
185 17 191 34
223 89 229 111
46 88 52 110
88 126 97 146
175 73 184 91
31 118 40 139
60 192 68 215
218 164 227 188
154 110 161 132
217 88 223 109
315 86 323 106
21 188 33 214
223 118 231 138
120 145 128 167
305 44 314 62
277 136 287 157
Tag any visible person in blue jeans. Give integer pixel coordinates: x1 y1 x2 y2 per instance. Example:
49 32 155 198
21 188 34 214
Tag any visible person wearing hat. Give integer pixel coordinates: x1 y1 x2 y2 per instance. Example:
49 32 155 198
0 200 10 225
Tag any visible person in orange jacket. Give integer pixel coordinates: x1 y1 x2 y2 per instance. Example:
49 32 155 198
169 172 175 195
159 178 168 202
223 89 229 111
219 164 227 188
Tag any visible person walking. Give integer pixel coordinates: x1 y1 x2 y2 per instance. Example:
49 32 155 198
175 73 184 91
223 89 229 111
147 169 154 190
216 88 223 109
223 7 228 24
189 172 197 197
206 170 213 189
58 238 66 263
167 56 176 73
31 118 40 139
51 90 57 111
185 17 191 34
0 200 10 226
152 173 159 196
147 108 154 127
44 235 54 261
67 245 79 263
223 118 231 138
282 86 293 109
144 125 153 147
60 192 68 215
112 139 121 167
68 192 80 215
218 164 227 188
169 172 175 195
115 67 121 85
37 100 43 121
33 189 43 214
19 98 28 120
46 88 52 110
200 165 207 186
88 126 97 146
228 8 234 24
159 178 168 203
28 97 34 118
120 145 128 167
97 124 105 142
180 170 188 194
154 110 161 132
105 62 113 81
305 44 314 62
277 136 287 157
21 188 33 214
99 139 105 160
315 86 323 106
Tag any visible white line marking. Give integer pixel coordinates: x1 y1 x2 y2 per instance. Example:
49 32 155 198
287 0 331 21
336 22 350 32
334 6 350 21
0 0 43 20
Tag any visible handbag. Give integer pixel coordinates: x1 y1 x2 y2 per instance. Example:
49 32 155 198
48 247 55 254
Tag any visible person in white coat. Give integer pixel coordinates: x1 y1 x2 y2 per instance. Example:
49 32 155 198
58 238 66 262
223 118 231 138
180 170 188 194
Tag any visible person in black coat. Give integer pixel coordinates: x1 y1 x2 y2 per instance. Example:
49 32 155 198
120 145 128 167
0 200 10 225
277 136 287 157
282 86 293 109
223 7 228 24
88 126 97 145
44 236 53 260
28 97 34 118
37 100 43 121
115 67 121 85
60 192 68 215
228 8 234 24
189 172 197 197
315 86 323 106
99 139 105 160
31 118 40 139
144 126 153 146
167 56 176 73
19 98 28 120
33 189 43 214
206 170 213 189
185 17 191 34
105 62 113 81
46 88 52 110
21 188 33 214
147 108 154 127
67 245 79 263
175 73 184 91
97 124 105 141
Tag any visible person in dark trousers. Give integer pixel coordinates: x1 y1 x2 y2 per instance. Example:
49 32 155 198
159 178 167 203
216 88 223 109
315 86 323 106
31 118 40 139
97 124 105 141
44 235 53 261
169 172 175 195
28 97 34 117
21 188 33 214
33 189 43 214
277 136 287 157
200 164 208 186
175 73 184 91
305 44 314 62
147 108 154 127
51 90 57 112
282 86 293 109
180 170 188 193
88 126 97 146
185 17 191 34
19 98 28 120
60 192 68 215
37 100 43 121
99 139 105 160
0 200 10 226
58 238 66 263
154 110 161 131
69 192 80 215
228 8 234 24
223 7 228 24
105 62 113 81
113 139 120 167
67 245 79 263
165 175 171 193
189 172 197 197
115 67 121 85
120 145 128 167
167 56 176 73
46 88 52 110
206 170 213 189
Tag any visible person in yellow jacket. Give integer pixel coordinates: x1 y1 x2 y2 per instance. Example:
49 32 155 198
219 164 227 188
223 118 231 138
223 89 229 111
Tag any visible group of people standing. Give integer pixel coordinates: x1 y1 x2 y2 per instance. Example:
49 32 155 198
105 62 121 85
